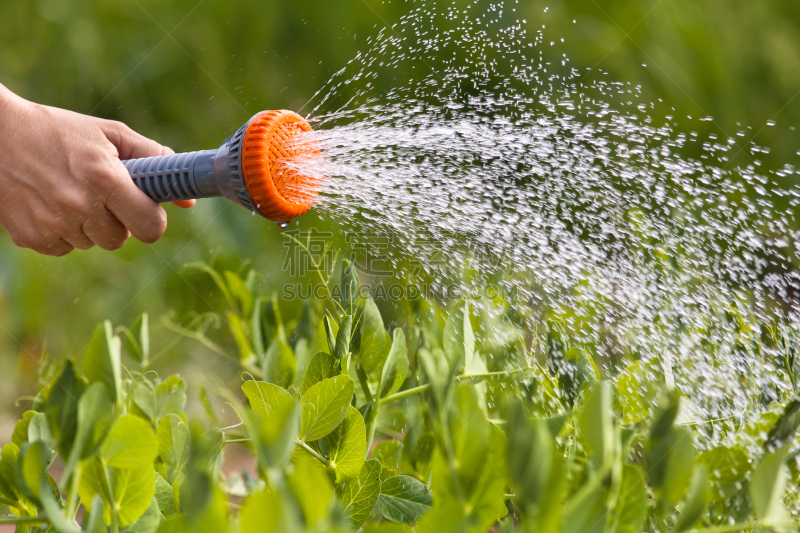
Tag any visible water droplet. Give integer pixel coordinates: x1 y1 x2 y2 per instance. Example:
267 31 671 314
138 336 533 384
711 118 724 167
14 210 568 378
277 221 290 228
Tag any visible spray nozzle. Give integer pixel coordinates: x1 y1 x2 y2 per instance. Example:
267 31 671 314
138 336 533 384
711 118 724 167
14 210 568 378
123 110 321 225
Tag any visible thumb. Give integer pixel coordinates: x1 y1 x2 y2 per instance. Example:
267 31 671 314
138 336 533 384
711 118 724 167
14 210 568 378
97 119 174 160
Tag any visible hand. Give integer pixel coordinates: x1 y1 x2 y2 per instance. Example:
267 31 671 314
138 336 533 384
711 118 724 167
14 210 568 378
0 84 195 256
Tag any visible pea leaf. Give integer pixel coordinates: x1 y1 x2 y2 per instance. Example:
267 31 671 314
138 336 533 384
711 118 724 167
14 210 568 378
122 497 161 533
157 414 189 473
101 415 159 470
240 486 302 533
335 316 352 361
563 475 607 533
227 311 255 364
645 425 696 504
373 440 403 480
506 401 553 509
615 464 648 533
84 321 122 403
675 465 710 532
415 504 468 533
251 399 300 470
300 376 355 441
63 382 116 484
379 329 409 398
696 446 752 487
224 270 254 317
338 258 360 313
0 443 20 502
318 405 366 482
338 458 382 530
79 456 156 527
324 315 337 356
263 339 296 390
359 297 389 373
443 301 474 372
242 380 294 416
750 444 791 526
286 448 334 526
44 360 87 459
301 352 339 394
154 472 176 516
131 376 187 425
579 381 618 470
377 475 433 524
11 411 36 448
15 440 49 503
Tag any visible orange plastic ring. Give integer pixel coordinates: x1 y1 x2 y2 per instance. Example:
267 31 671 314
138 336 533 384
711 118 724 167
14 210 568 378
241 110 321 221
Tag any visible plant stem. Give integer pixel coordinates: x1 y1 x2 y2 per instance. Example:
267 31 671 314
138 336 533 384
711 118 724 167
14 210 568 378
379 367 530 406
296 441 331 468
66 463 82 519
355 364 374 403
0 496 18 508
0 516 47 525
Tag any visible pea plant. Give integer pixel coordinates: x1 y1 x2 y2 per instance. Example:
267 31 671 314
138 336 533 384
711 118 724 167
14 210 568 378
0 253 799 532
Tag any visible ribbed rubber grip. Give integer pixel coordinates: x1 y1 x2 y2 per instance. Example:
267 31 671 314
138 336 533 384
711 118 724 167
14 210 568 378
124 151 208 203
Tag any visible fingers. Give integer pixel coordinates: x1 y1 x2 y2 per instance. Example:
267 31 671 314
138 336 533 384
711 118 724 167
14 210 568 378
44 239 75 257
171 199 196 208
80 210 131 250
98 119 174 160
62 225 95 251
104 161 167 243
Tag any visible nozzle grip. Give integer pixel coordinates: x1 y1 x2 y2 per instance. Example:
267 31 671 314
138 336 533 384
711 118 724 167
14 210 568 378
123 150 221 203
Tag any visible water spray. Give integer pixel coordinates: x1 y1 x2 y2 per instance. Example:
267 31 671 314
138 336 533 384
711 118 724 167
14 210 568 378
122 110 320 226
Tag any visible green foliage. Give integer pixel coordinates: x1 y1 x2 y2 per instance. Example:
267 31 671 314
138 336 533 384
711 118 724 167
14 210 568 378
0 258 798 532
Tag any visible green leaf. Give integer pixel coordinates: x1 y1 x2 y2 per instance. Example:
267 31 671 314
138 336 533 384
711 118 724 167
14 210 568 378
318 405 366 482
28 411 55 453
363 524 413 533
154 472 176 516
242 379 293 414
286 447 334 526
11 411 36 448
379 329 409 398
15 440 49 503
339 258 360 313
122 497 162 533
79 456 157 527
443 301 474 372
131 376 188 425
157 414 189 473
433 385 508 530
415 504 468 533
63 382 116 484
122 314 150 367
41 476 81 533
359 297 389 373
506 401 553 509
645 425 696 504
300 376 355 441
84 321 122 403
563 475 607 533
338 458 382 530
0 443 20 501
263 339 297 390
252 400 300 470
240 486 301 533
301 352 339 394
101 415 159 470
324 315 337 356
579 381 618 470
558 347 598 406
373 440 403 480
335 315 353 361
227 311 255 364
750 444 791 526
675 465 709 532
224 270 254 317
696 446 752 487
44 360 87 459
377 475 433 524
615 464 648 533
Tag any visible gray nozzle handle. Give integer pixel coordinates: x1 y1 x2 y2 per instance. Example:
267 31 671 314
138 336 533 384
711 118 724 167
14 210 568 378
123 149 222 203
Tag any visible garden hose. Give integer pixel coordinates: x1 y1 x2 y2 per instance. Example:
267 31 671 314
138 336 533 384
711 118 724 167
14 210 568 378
122 110 320 225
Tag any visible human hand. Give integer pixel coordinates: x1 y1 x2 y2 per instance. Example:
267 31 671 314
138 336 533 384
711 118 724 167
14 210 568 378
0 84 194 256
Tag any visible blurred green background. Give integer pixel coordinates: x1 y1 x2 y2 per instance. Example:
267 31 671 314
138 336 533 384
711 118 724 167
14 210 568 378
1 0 799 402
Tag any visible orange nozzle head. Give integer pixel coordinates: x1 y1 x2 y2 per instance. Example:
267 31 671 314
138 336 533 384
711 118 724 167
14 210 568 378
241 110 321 221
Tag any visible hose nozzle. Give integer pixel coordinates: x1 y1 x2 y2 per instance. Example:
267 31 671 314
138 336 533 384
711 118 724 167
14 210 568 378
123 110 321 224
